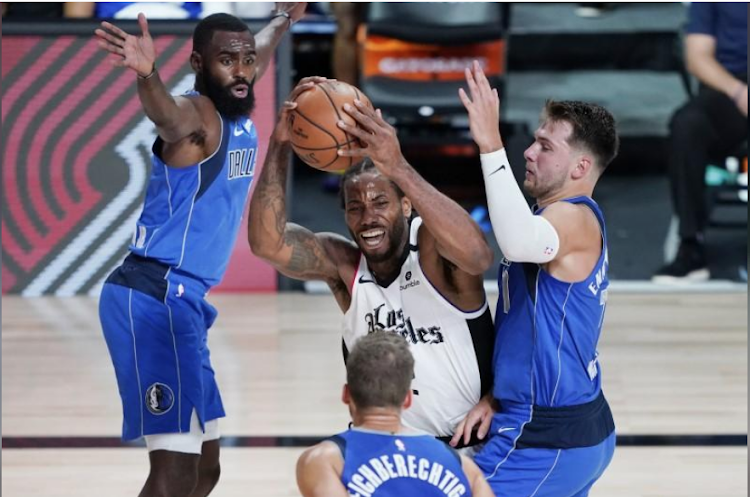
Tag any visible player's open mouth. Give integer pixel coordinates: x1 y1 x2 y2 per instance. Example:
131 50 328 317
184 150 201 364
360 229 385 248
231 84 249 98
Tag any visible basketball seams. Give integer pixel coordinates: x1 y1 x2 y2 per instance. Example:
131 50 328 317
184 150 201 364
292 138 359 151
319 83 354 170
290 107 339 148
291 81 370 171
318 83 352 146
350 87 367 170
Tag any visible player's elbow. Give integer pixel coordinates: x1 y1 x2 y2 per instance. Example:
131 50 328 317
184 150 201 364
248 231 280 262
466 244 494 275
499 240 527 263
500 239 555 264
496 216 559 264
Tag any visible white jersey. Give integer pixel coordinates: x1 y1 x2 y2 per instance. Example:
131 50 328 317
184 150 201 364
343 217 494 438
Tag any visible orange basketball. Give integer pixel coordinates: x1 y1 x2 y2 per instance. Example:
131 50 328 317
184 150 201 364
288 81 372 172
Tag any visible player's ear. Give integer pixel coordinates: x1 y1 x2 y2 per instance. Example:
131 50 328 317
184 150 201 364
342 384 351 406
402 389 413 410
190 51 203 74
401 197 412 218
572 154 593 180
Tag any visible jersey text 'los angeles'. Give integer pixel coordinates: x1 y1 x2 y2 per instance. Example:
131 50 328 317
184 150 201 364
344 217 494 437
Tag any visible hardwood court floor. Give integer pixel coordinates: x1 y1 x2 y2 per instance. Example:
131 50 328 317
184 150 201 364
3 447 746 497
2 292 747 496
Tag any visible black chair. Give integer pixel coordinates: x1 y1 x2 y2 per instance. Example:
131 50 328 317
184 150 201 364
358 3 511 140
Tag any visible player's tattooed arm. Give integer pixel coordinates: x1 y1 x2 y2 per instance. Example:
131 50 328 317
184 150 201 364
249 139 356 302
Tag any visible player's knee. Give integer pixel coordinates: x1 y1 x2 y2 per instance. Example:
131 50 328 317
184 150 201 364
200 464 221 488
144 451 201 497
145 469 199 497
199 460 221 490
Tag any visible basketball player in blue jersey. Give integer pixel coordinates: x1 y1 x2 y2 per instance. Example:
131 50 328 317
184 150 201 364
95 6 306 496
250 81 496 447
297 332 495 497
452 62 617 496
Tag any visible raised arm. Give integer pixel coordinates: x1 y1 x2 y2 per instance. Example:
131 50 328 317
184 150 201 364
248 78 357 307
254 2 307 80
460 61 561 264
338 102 493 276
95 14 205 143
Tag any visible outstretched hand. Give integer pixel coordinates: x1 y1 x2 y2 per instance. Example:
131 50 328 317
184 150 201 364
337 101 405 177
273 76 331 143
95 13 156 78
459 60 503 154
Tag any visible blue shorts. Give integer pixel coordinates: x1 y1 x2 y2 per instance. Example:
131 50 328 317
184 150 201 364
99 255 225 441
474 395 615 497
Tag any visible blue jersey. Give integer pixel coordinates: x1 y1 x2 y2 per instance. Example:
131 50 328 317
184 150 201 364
331 428 472 497
493 196 609 408
687 3 747 77
96 2 202 19
129 111 258 287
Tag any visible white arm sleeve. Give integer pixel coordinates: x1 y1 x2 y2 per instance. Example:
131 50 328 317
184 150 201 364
481 148 560 263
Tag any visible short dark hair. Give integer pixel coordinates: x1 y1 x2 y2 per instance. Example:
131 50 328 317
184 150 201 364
339 157 405 209
193 13 250 55
544 100 619 171
346 332 414 410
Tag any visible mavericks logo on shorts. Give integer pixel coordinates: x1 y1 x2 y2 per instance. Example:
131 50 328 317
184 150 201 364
145 383 175 415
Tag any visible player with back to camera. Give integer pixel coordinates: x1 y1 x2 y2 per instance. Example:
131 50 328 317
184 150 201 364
452 62 617 496
248 79 496 449
296 331 495 497
95 5 305 497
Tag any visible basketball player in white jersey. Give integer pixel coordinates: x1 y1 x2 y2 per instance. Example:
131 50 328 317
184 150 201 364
249 81 496 447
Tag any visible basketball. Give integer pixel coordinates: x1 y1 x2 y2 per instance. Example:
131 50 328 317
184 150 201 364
288 81 373 172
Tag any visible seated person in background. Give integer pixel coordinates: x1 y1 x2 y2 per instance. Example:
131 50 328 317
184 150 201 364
296 332 495 497
653 2 747 283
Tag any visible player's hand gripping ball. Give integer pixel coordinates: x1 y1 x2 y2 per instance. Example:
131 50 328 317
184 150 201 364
288 81 373 172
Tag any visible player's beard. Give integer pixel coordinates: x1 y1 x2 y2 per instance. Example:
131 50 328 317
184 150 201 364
201 70 256 119
524 168 567 200
355 217 408 265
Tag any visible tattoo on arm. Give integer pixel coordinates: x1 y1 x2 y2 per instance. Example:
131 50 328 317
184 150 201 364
255 142 290 237
252 142 345 285
284 229 330 275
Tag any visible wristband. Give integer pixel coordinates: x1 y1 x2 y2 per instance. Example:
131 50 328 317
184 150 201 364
138 63 156 80
271 10 293 28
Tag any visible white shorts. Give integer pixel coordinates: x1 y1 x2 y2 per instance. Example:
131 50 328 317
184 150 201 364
144 410 220 455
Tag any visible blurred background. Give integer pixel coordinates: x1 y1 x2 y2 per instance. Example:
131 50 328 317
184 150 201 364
2 2 747 297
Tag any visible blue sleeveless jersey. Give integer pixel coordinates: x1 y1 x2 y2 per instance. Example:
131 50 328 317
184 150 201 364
129 112 258 287
96 2 202 18
493 196 609 408
332 428 472 497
